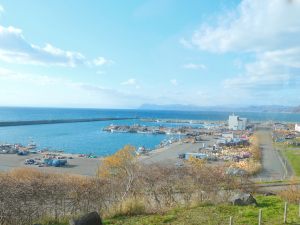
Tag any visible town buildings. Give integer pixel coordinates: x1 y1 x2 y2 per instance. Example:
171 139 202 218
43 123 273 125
228 114 248 130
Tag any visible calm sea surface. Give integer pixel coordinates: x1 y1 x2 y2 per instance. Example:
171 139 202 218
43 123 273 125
0 107 299 156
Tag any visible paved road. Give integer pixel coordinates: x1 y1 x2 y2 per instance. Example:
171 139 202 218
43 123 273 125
140 137 216 165
140 142 201 165
255 130 287 181
257 182 300 193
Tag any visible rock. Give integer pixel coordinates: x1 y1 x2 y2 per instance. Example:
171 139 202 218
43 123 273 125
69 212 103 225
230 193 257 206
226 168 247 176
264 192 276 196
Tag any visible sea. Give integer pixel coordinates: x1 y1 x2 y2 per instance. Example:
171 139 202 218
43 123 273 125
0 107 299 156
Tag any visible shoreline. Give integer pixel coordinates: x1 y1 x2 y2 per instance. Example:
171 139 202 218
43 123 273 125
0 139 212 176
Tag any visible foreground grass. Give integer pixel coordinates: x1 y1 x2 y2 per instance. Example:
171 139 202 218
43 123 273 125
105 196 300 225
40 196 300 225
282 149 300 176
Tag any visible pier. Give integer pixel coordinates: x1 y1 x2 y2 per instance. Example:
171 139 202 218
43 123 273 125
0 117 135 127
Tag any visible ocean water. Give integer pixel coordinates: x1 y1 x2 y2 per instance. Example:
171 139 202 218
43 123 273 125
0 107 299 156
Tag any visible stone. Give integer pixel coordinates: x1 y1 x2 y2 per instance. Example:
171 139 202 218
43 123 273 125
230 193 257 206
69 212 103 225
264 192 276 196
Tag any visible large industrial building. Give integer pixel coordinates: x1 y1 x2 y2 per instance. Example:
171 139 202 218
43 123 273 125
228 114 248 130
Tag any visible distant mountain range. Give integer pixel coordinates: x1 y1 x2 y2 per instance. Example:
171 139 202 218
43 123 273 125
139 104 300 113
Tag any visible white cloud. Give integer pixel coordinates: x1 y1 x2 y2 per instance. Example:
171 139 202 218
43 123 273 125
192 0 300 53
190 0 300 95
93 57 114 66
0 67 148 108
179 38 192 49
170 79 178 86
0 5 4 14
0 25 86 67
0 67 63 86
224 47 300 90
121 78 137 85
96 70 106 75
183 63 206 70
121 78 140 89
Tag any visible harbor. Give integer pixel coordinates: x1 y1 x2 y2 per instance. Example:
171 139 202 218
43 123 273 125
103 122 225 136
1 112 300 176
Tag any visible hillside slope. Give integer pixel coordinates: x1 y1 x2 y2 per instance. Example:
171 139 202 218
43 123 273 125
105 196 299 225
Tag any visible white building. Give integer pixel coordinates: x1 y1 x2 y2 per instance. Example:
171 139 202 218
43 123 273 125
228 114 247 130
295 124 300 132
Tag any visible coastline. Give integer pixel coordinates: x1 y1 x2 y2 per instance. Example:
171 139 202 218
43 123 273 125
0 138 213 176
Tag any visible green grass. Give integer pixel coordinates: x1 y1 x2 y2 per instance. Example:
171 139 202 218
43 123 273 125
39 196 300 225
103 196 300 225
283 149 300 176
274 141 300 177
256 180 288 185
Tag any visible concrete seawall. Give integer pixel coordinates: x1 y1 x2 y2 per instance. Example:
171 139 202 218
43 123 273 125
0 117 136 127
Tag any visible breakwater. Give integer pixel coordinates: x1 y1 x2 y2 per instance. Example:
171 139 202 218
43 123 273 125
0 117 136 127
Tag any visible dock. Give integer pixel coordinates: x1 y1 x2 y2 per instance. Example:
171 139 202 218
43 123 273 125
0 117 136 127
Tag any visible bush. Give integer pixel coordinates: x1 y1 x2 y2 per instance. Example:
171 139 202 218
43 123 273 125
110 198 146 217
279 178 300 203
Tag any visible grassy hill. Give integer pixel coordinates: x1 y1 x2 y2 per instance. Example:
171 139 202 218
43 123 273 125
42 196 300 225
105 196 299 225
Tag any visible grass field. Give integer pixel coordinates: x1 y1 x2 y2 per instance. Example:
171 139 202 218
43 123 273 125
283 149 300 176
274 142 300 177
42 196 300 225
105 196 300 225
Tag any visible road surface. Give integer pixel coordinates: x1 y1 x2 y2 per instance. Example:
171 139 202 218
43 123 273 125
255 130 288 181
140 136 216 165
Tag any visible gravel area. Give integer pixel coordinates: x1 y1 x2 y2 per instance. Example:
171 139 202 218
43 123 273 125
0 153 100 176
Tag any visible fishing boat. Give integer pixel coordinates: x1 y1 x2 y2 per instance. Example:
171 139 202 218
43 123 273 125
27 141 37 149
135 146 149 155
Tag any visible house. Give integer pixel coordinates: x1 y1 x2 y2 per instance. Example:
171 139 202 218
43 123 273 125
222 132 234 139
295 124 300 132
228 114 248 130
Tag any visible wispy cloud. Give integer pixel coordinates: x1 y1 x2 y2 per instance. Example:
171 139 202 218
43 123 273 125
96 70 106 75
170 79 178 86
224 47 300 90
0 26 86 67
0 67 64 86
179 38 192 49
183 63 206 70
191 0 300 94
121 78 137 85
93 57 114 66
121 78 140 89
0 5 4 14
0 25 115 68
192 0 300 53
0 67 148 108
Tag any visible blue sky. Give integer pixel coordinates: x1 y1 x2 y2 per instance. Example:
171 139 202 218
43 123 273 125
0 0 299 108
